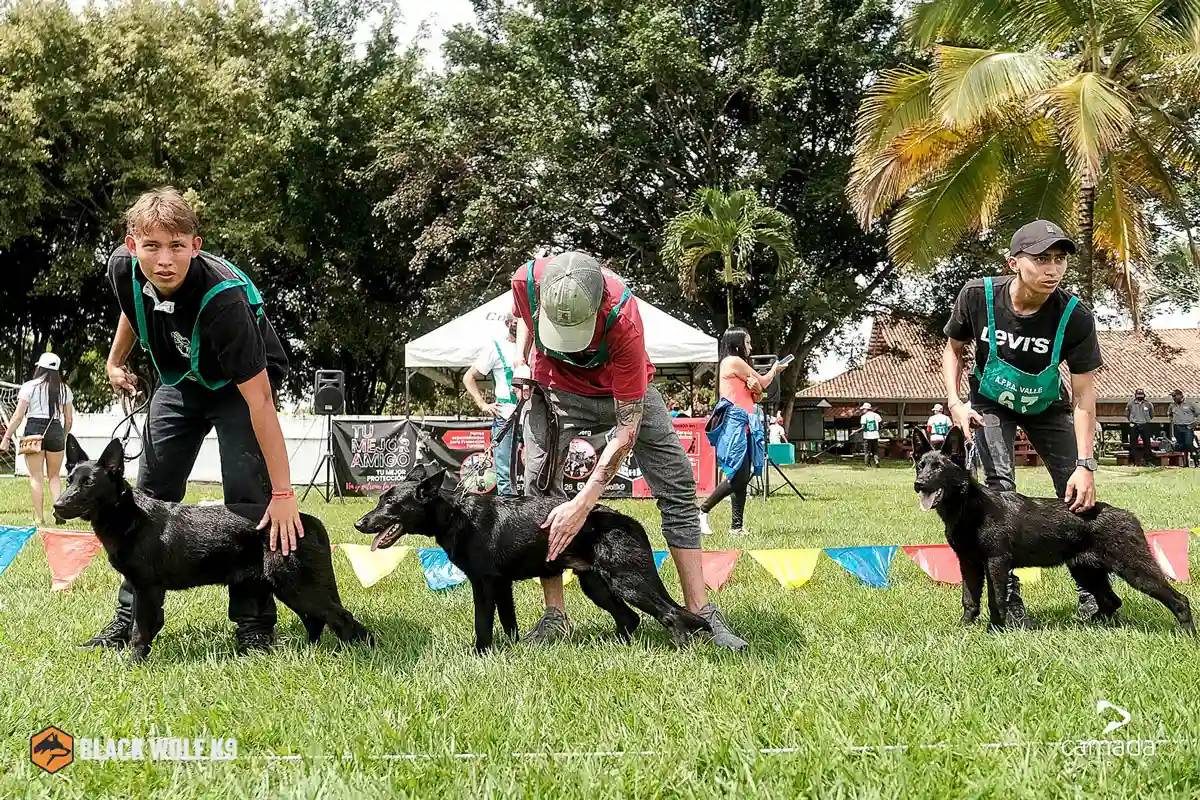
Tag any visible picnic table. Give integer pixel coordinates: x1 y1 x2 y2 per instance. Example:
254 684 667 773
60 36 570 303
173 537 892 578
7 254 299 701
1014 440 1043 467
1114 450 1188 467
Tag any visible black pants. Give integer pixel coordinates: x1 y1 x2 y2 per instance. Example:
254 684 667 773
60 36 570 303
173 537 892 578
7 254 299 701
700 452 752 529
111 381 276 630
1174 425 1197 467
1129 423 1153 466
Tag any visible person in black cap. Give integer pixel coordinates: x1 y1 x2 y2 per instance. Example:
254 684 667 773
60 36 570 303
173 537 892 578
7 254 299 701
941 220 1104 625
1125 389 1155 466
80 187 296 654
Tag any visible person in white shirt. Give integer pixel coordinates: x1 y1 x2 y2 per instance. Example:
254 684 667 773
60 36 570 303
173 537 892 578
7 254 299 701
0 353 75 526
926 403 952 447
462 313 520 495
768 413 787 445
854 401 883 467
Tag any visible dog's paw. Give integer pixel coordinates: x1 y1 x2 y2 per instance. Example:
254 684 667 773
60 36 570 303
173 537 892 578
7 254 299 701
958 612 979 626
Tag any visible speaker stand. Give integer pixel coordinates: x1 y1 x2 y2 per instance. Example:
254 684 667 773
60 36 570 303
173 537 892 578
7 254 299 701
302 416 344 504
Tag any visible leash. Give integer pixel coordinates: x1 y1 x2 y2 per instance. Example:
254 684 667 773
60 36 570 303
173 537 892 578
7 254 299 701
489 377 558 494
111 387 150 462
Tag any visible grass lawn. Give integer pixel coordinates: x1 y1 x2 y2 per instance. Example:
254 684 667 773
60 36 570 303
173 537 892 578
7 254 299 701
3 463 1200 798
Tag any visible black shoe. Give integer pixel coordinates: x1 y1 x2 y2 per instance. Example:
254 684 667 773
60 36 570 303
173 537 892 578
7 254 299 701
1076 589 1101 622
80 617 131 649
235 626 275 655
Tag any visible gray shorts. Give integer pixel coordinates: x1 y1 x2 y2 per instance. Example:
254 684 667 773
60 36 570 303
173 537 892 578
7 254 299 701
522 384 700 549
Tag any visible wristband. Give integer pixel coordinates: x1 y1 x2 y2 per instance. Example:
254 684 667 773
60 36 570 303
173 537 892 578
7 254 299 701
271 490 295 500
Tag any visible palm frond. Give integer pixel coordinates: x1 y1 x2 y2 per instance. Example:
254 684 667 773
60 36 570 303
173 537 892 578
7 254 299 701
887 131 1011 269
998 144 1078 232
906 0 1016 49
932 46 1068 128
849 122 967 225
1045 72 1137 184
853 67 936 159
1094 154 1151 264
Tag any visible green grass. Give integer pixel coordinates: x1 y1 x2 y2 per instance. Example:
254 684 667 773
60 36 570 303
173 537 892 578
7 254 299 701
3 464 1200 798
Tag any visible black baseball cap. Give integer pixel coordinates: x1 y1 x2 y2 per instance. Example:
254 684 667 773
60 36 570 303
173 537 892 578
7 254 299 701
1009 220 1077 256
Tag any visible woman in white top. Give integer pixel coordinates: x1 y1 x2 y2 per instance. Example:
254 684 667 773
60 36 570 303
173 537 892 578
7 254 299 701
0 353 75 525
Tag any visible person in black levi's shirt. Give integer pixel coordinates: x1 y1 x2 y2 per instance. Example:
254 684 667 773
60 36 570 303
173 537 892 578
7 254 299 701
80 187 297 655
941 220 1103 627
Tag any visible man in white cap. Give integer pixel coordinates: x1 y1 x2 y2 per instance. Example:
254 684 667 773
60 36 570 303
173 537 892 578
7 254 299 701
854 402 882 467
509 251 747 650
926 403 951 448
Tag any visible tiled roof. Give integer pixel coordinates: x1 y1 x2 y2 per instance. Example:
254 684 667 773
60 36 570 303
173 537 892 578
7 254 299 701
799 317 1200 402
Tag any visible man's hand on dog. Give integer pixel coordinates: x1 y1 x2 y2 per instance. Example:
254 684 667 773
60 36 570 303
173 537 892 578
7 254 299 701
1064 467 1096 513
543 497 590 560
259 495 305 556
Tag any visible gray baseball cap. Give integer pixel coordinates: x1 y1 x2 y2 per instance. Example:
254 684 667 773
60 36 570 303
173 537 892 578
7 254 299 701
1010 220 1076 256
538 251 604 353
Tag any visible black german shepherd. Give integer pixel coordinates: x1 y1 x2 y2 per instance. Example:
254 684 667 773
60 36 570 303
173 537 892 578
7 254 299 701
54 439 373 663
911 426 1194 633
354 464 709 652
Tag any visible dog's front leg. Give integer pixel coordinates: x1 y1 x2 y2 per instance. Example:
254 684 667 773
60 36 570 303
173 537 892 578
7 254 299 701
129 585 166 665
470 579 497 654
959 559 983 626
984 557 1012 631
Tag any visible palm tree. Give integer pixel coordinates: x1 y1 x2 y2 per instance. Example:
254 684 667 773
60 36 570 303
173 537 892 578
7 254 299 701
848 0 1200 311
662 188 797 325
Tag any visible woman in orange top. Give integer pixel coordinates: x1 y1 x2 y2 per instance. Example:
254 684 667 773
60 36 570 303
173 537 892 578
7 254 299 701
699 328 786 536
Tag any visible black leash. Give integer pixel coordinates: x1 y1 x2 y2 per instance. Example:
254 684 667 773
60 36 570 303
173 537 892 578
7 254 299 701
490 378 558 494
111 388 151 462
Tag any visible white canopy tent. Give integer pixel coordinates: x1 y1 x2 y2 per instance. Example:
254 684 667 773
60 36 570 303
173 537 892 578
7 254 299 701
403 293 719 411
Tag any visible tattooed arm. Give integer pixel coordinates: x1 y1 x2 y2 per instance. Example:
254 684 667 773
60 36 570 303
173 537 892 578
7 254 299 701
543 395 646 560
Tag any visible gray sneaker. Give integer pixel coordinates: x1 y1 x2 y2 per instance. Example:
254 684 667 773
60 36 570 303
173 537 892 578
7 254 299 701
526 606 571 645
696 604 748 651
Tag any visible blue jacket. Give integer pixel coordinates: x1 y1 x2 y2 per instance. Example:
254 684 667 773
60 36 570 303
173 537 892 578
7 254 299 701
706 398 764 479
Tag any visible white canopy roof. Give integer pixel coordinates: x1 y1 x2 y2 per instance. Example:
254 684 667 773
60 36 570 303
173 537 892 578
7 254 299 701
405 293 718 368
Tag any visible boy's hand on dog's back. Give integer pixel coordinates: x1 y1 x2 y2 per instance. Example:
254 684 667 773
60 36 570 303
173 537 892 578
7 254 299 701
1064 468 1096 513
258 495 305 555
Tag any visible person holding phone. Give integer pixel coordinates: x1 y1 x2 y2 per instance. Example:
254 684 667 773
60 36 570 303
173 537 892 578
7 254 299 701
698 328 789 536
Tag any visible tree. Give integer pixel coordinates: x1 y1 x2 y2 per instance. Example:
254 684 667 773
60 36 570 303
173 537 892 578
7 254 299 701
662 188 797 326
848 0 1200 311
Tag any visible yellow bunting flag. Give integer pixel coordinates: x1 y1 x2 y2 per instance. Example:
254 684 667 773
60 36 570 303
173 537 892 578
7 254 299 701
1013 567 1041 584
748 549 822 589
336 544 412 588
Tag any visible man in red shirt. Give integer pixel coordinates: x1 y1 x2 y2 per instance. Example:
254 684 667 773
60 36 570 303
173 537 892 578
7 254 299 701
510 251 747 650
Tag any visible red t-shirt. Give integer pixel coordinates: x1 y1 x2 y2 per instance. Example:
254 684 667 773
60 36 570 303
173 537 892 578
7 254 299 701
511 258 655 402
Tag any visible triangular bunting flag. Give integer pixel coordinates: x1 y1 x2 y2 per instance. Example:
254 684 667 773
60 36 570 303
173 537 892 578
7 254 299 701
337 544 412 588
1013 567 1041 584
700 550 740 591
563 569 574 586
748 549 822 588
1147 530 1190 583
39 528 103 592
417 547 468 591
824 546 896 588
902 545 962 585
653 550 670 571
0 525 36 577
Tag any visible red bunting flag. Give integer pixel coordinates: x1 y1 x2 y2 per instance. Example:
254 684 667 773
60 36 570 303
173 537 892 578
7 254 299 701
39 528 103 592
1146 530 1190 583
701 550 741 591
902 544 962 585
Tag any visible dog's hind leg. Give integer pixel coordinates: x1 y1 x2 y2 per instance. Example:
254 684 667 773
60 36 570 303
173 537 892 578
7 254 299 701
271 584 373 647
495 581 519 642
1067 562 1122 622
603 569 708 647
577 570 640 642
1107 558 1195 634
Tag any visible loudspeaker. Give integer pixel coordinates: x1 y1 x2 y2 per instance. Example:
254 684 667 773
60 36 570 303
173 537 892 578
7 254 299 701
314 369 345 415
750 355 781 407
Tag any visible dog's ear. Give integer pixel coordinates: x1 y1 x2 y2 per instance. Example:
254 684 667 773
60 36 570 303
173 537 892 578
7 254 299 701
943 426 968 467
910 427 932 460
415 467 446 499
99 439 125 478
407 462 429 483
66 434 89 472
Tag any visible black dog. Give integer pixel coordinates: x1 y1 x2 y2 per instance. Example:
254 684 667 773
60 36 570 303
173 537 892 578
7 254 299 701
54 439 373 663
354 464 709 652
912 426 1194 633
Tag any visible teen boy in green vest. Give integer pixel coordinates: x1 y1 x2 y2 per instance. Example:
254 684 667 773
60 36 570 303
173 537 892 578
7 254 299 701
942 220 1104 625
81 187 300 654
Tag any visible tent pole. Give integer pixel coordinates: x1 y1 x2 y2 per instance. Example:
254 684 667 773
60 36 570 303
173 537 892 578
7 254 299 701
404 369 411 419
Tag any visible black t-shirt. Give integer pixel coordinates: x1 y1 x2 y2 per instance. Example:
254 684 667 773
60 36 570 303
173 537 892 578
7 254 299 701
107 246 289 389
944 276 1102 412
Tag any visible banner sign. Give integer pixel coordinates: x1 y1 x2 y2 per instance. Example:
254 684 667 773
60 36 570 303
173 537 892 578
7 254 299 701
333 416 716 498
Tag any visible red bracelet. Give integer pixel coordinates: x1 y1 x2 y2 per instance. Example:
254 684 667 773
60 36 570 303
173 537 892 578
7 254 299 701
271 490 295 499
